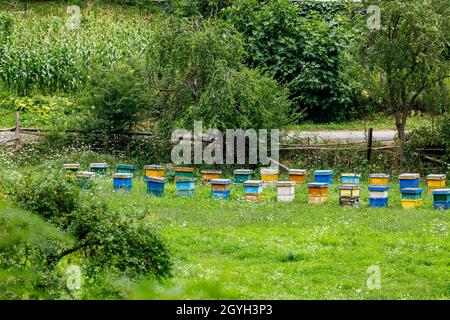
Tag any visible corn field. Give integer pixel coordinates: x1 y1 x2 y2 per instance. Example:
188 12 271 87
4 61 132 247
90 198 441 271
0 10 154 95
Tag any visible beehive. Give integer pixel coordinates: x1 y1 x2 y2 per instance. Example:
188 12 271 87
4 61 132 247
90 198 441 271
432 189 450 210
400 188 423 209
426 174 446 192
175 177 196 197
243 180 264 201
341 173 361 185
116 164 135 175
174 167 195 179
276 181 296 202
398 173 420 189
63 164 80 173
260 168 279 185
368 185 389 207
288 169 308 184
76 171 95 189
201 170 222 185
112 173 133 192
369 173 390 186
211 179 231 200
307 182 328 204
144 165 165 179
338 184 360 206
313 170 334 184
233 169 253 184
89 163 108 175
147 176 166 197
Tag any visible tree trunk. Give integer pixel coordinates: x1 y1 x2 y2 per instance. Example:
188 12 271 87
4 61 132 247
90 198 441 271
394 111 407 167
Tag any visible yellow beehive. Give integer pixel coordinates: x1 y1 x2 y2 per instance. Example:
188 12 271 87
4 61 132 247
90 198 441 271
201 170 222 184
144 165 165 178
260 168 279 184
426 174 446 192
401 199 422 209
288 169 307 184
369 173 390 185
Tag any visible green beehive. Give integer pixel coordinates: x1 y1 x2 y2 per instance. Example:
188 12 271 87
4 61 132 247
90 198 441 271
116 164 135 174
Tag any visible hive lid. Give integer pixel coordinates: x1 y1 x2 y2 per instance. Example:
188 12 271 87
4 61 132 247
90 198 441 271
175 177 196 182
211 178 231 185
276 181 296 187
398 173 420 179
147 176 167 183
144 165 164 170
338 184 360 190
201 170 222 174
341 173 361 178
400 188 424 194
288 169 307 174
314 170 334 175
112 173 133 179
370 173 390 178
368 185 389 191
76 171 95 178
234 169 253 175
244 180 263 187
63 164 80 168
116 164 135 169
307 182 328 188
426 174 446 180
260 168 279 174
174 167 195 173
431 189 450 195
89 163 108 168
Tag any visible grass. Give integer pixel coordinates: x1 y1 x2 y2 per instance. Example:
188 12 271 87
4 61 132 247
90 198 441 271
285 112 435 131
79 173 449 299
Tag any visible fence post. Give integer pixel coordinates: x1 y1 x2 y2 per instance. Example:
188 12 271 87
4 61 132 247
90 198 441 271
367 128 373 162
15 112 20 149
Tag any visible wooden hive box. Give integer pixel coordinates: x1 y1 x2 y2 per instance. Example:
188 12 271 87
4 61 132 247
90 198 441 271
260 168 279 185
76 171 95 189
144 165 165 179
233 169 253 184
432 189 450 210
89 163 108 175
147 176 166 197
307 182 328 204
116 164 135 175
426 174 446 192
211 178 232 200
288 169 308 184
174 167 195 179
175 177 196 197
201 170 222 185
112 173 133 192
398 173 420 189
369 173 390 186
276 181 296 202
368 185 389 207
341 173 361 185
313 170 334 184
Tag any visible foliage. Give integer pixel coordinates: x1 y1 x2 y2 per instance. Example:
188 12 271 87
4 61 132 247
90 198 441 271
225 0 359 122
4 169 172 282
358 0 450 161
146 17 291 133
0 201 73 299
405 114 450 170
83 61 151 133
0 9 153 95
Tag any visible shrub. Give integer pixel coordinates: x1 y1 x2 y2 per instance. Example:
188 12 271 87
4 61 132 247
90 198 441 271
225 0 360 122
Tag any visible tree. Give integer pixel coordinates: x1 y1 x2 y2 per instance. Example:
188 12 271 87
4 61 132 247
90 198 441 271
360 0 450 163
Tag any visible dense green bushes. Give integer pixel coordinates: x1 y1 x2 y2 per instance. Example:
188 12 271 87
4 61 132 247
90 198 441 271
1 168 172 298
225 0 361 122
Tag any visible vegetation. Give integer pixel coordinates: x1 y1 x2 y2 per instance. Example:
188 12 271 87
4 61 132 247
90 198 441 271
358 0 450 163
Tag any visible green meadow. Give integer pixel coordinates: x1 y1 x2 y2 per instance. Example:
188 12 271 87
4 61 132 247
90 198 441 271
86 174 449 299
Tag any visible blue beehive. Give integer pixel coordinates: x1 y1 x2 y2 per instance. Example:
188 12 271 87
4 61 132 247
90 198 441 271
368 185 389 207
243 180 264 195
341 173 361 185
147 177 166 197
112 173 133 192
234 169 253 184
211 179 232 200
398 173 420 189
432 189 450 210
176 177 196 197
314 170 334 184
400 188 423 200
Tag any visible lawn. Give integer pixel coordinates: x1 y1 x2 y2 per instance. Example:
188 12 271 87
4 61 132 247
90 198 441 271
80 174 449 299
285 113 434 131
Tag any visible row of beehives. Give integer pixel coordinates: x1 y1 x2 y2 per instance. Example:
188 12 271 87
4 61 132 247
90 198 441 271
64 164 449 210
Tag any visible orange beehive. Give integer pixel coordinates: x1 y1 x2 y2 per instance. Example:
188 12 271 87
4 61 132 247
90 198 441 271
288 169 308 184
201 170 222 184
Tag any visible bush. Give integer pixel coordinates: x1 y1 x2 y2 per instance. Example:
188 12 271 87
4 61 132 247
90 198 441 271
225 0 360 122
7 169 172 281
